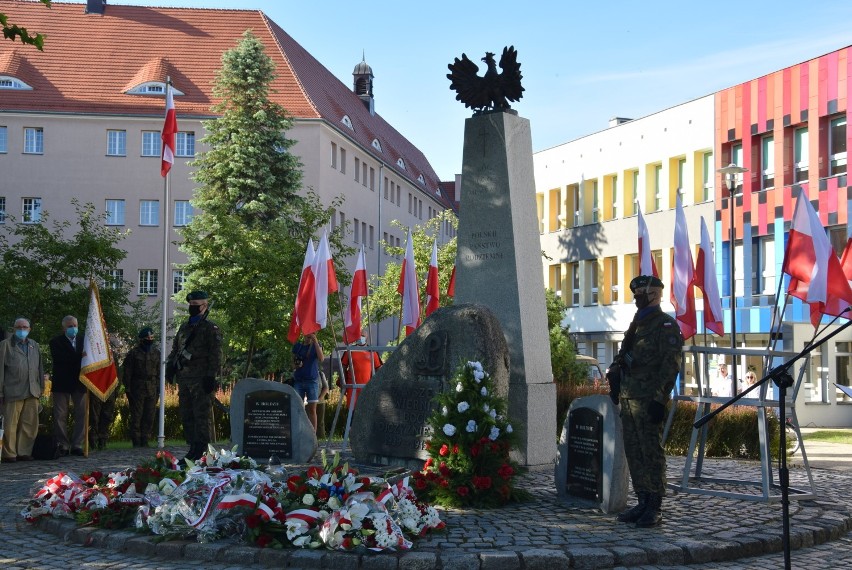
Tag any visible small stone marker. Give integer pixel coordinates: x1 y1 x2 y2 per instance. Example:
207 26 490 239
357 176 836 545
230 378 317 463
351 304 510 470
555 395 628 514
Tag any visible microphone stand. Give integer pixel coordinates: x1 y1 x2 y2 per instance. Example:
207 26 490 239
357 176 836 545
694 315 852 570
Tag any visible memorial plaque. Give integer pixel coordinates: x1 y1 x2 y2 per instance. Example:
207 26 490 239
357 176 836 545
243 390 293 459
370 381 440 457
566 407 603 501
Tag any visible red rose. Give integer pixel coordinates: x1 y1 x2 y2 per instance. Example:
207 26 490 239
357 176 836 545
470 444 480 457
342 537 354 549
498 464 514 479
361 477 372 487
456 486 469 497
475 476 492 490
424 458 434 468
318 489 330 501
452 444 459 454
438 462 450 477
439 478 449 488
439 444 449 457
415 478 428 490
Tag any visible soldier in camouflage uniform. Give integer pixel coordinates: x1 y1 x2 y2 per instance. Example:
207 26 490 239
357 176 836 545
123 327 160 447
607 275 683 527
166 291 222 461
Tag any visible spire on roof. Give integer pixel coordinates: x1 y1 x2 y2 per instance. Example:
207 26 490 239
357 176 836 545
353 52 374 115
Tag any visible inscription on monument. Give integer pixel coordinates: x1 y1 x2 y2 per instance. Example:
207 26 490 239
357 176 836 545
566 407 603 501
413 331 448 375
370 382 440 456
243 390 293 459
464 230 505 261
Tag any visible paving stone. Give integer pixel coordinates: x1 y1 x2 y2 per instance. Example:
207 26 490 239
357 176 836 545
360 552 400 570
520 548 570 570
478 551 520 570
398 551 438 570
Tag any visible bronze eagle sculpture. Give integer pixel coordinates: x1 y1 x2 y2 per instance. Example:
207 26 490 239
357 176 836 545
447 46 524 114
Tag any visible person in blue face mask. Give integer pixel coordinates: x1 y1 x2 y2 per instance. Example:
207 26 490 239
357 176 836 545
0 317 45 462
49 315 87 457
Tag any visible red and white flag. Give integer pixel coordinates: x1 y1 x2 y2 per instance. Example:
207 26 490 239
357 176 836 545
312 231 338 330
671 195 696 340
447 264 456 298
637 206 659 277
424 239 440 317
288 239 316 343
79 281 118 402
694 217 724 336
783 191 852 327
160 82 177 177
344 245 368 344
397 229 421 335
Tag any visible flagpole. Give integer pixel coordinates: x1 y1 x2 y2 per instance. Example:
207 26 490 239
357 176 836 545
157 76 174 449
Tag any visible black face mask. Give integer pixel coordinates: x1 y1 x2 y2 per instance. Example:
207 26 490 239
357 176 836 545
189 305 203 317
141 338 154 346
634 293 651 310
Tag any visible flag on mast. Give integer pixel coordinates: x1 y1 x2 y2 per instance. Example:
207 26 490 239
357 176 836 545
695 217 724 335
397 229 421 335
160 81 177 177
288 239 317 342
447 264 456 298
79 281 118 401
312 231 338 330
344 244 368 344
637 206 659 277
671 195 696 340
424 239 440 317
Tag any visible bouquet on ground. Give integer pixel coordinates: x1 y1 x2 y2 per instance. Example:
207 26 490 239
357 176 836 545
413 360 528 508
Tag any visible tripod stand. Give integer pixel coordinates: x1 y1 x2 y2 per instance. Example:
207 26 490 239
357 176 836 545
695 317 852 570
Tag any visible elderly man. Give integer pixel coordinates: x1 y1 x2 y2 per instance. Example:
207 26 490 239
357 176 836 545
608 275 683 528
49 315 86 457
166 291 222 462
0 318 45 462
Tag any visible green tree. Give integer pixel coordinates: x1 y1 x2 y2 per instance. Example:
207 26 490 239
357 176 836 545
545 288 587 384
0 201 156 347
2 0 50 51
367 211 457 339
179 31 352 379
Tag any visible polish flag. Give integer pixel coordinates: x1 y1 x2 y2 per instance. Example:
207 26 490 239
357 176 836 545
694 217 724 335
160 82 177 177
344 245 368 344
782 191 852 327
79 281 119 402
671 195 696 340
424 239 440 317
447 265 456 298
840 238 852 281
312 231 338 330
397 230 421 335
288 239 316 343
637 206 659 277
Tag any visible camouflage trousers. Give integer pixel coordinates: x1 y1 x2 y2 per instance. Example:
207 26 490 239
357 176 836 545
128 388 158 444
176 376 213 449
620 397 667 495
89 392 117 444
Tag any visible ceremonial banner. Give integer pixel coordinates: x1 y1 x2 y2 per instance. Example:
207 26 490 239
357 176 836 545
79 281 118 402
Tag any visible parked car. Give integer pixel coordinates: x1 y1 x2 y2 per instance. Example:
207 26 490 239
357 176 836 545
576 354 604 384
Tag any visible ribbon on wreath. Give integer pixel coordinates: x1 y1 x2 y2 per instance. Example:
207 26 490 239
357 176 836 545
377 476 411 505
187 476 231 528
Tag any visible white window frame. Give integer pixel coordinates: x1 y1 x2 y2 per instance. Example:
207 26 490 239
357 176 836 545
139 200 159 226
611 175 619 219
106 268 124 290
173 269 186 295
829 116 847 176
0 126 7 153
24 127 43 154
107 129 126 157
572 185 581 226
751 235 776 296
105 199 125 225
174 200 193 226
761 135 774 190
138 269 158 296
702 152 713 201
571 263 580 306
793 127 809 183
22 197 41 223
175 132 195 157
654 164 663 211
0 196 5 224
591 180 599 223
142 131 160 157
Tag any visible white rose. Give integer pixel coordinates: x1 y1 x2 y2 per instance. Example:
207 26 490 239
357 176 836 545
456 382 463 392
466 419 477 433
457 401 470 413
442 406 448 416
506 424 513 434
443 424 457 436
481 387 487 396
302 494 315 506
490 409 497 419
489 426 500 441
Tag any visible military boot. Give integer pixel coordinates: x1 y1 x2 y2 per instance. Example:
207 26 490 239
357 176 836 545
635 493 663 527
616 491 648 523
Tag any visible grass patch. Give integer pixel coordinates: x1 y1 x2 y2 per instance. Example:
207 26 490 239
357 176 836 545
802 430 852 445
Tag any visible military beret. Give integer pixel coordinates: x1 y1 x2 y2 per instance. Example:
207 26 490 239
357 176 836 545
138 327 154 339
630 275 665 292
186 290 209 302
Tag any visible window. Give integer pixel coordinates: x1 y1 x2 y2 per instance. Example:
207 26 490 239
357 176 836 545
361 221 367 246
396 186 401 206
175 132 195 157
105 199 125 225
407 193 412 214
173 270 186 295
0 76 32 90
829 116 847 176
340 147 346 174
22 197 41 223
390 182 395 204
760 135 774 189
107 130 126 156
792 127 809 183
573 184 581 226
106 269 123 290
654 164 663 211
138 269 158 295
362 163 368 187
142 131 160 157
369 225 375 249
384 176 389 199
677 158 686 192
591 180 599 223
589 260 599 305
24 127 43 154
610 175 618 219
369 167 375 190
751 236 775 295
549 264 562 299
354 218 361 243
140 200 159 226
702 152 713 201
731 143 744 193
570 262 580 306
0 196 5 223
0 126 6 153
355 157 361 182
835 342 852 403
630 170 639 215
606 256 619 304
331 142 338 168
174 200 193 226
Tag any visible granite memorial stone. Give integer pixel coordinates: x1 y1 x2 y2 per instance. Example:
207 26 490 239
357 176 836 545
230 378 317 463
453 110 555 466
555 395 628 513
351 304 510 470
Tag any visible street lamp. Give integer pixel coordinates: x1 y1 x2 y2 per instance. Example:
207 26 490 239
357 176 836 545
717 162 748 394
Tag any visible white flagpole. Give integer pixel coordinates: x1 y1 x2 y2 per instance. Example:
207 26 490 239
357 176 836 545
158 77 173 449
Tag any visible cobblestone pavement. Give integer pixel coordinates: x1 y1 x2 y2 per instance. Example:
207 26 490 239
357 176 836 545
2 443 852 569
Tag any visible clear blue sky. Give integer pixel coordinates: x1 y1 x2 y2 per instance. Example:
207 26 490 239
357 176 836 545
78 1 852 180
